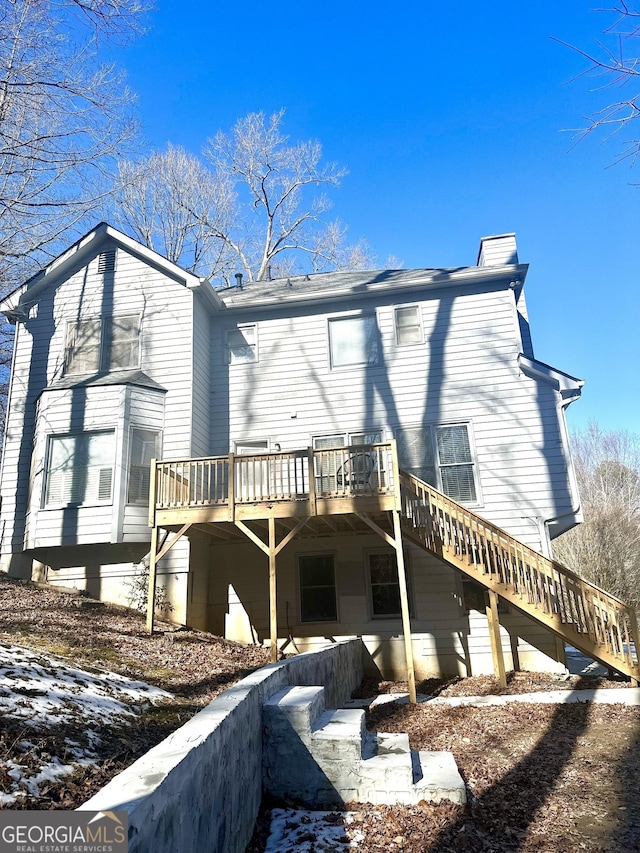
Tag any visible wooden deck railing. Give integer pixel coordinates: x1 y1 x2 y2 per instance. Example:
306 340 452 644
152 442 395 511
150 443 639 680
399 470 640 679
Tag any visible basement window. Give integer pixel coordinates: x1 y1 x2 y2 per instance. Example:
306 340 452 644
299 554 337 623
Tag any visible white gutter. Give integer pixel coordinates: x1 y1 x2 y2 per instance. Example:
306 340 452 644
518 355 585 542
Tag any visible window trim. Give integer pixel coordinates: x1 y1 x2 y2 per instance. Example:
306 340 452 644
226 324 258 364
393 304 423 346
298 551 339 624
327 313 379 370
42 429 116 509
63 313 141 376
395 421 482 506
366 548 413 620
127 427 162 506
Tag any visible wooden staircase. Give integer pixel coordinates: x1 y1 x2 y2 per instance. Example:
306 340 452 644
398 470 640 683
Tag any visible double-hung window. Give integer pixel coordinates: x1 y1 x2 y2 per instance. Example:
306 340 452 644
226 325 257 363
368 552 403 618
435 425 477 503
64 315 140 375
394 305 423 345
44 431 115 507
396 423 478 503
328 315 379 368
127 429 161 504
299 554 337 623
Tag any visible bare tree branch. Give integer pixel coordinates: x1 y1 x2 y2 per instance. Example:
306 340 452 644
555 4 640 162
0 0 144 291
113 110 375 283
552 422 640 612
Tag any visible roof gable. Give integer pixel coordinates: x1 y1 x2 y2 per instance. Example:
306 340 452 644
0 223 207 320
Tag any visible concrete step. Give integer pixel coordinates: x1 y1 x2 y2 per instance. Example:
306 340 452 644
262 685 467 807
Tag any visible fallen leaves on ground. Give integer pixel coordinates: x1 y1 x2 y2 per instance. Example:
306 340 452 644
0 576 270 808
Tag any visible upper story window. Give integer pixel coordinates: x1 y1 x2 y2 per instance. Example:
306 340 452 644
396 423 478 504
44 431 115 507
127 428 161 505
226 325 257 363
64 314 140 375
328 315 379 368
394 305 423 345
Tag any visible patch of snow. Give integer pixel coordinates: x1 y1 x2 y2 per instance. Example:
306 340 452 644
0 642 174 805
264 809 365 853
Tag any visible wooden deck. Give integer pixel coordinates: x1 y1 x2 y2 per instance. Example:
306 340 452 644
147 441 640 689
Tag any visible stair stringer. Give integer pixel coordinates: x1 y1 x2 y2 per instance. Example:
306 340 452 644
398 470 640 682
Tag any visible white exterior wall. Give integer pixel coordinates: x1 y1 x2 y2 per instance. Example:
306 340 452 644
0 240 202 593
206 535 564 680
212 281 573 550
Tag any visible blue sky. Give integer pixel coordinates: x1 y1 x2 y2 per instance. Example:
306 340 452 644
106 0 639 433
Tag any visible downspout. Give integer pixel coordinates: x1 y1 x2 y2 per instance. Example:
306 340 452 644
542 386 584 551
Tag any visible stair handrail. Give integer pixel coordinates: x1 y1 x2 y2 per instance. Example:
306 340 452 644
398 469 640 679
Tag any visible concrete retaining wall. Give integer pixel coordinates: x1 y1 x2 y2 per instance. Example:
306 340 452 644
78 640 364 853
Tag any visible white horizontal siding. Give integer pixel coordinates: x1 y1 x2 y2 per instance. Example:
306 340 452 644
205 534 562 678
211 285 570 546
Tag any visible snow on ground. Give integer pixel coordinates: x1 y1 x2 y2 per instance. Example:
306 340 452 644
264 809 365 852
0 642 172 805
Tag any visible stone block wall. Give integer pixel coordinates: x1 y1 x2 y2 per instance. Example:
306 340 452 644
78 640 364 853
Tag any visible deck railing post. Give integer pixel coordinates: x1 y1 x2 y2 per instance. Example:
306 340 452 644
390 439 401 511
148 458 157 528
307 447 317 515
227 453 235 522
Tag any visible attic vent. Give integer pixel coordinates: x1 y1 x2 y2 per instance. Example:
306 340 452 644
98 249 116 274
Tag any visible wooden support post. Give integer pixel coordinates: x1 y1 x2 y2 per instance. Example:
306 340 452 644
486 589 507 687
392 511 417 704
629 608 640 688
146 525 159 635
268 517 278 663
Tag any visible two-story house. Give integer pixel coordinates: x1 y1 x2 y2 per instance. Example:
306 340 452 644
1 223 636 686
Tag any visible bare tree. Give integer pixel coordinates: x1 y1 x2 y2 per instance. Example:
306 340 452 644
115 111 376 283
0 0 146 291
552 422 640 610
116 144 236 274
555 3 640 162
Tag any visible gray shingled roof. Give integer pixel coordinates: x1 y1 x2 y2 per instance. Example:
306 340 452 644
217 267 469 307
43 370 167 393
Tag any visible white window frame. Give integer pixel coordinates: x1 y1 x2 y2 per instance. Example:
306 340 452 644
43 430 116 508
396 422 481 506
298 552 338 624
226 324 258 364
394 304 423 346
312 431 383 492
64 314 141 376
328 314 379 369
127 428 162 505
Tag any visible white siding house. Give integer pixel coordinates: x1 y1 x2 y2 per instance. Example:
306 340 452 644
0 224 587 678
